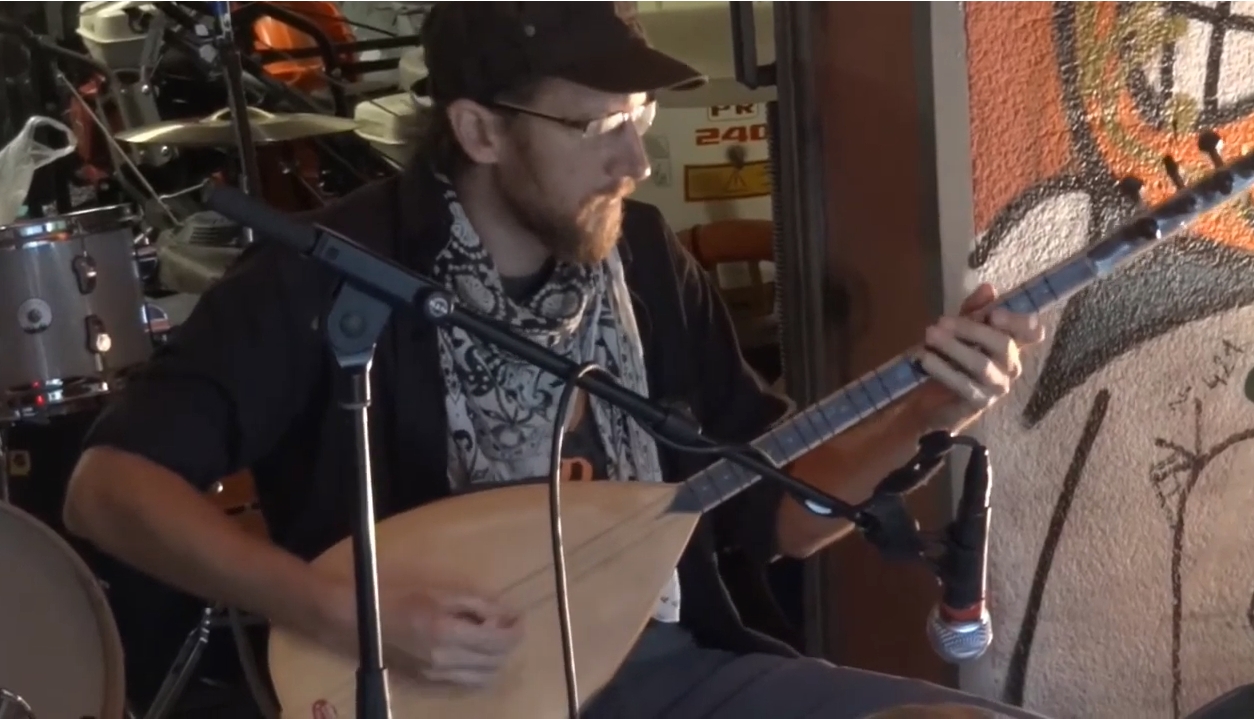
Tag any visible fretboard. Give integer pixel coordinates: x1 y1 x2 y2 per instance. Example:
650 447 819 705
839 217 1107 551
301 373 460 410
673 157 1254 516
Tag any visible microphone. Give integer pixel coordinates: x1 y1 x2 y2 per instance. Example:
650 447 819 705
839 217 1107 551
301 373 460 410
926 442 994 663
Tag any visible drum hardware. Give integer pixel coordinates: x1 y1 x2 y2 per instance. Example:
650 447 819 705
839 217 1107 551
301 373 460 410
0 204 156 420
55 72 181 230
142 604 277 719
0 423 10 503
134 232 161 286
114 108 361 148
0 502 127 719
211 0 261 235
0 688 34 719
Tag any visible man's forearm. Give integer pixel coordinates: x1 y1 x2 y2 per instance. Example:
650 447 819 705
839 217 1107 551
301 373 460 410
773 390 965 559
64 447 346 643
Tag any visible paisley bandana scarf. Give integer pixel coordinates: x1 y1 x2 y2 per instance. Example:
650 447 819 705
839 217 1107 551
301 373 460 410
428 176 680 621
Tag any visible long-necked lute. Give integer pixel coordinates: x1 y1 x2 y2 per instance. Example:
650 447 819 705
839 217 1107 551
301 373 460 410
267 146 1254 719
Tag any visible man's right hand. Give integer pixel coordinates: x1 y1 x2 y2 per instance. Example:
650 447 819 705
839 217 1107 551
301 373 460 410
325 582 524 689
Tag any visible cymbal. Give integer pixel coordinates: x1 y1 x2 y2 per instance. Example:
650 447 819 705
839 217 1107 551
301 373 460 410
116 107 359 147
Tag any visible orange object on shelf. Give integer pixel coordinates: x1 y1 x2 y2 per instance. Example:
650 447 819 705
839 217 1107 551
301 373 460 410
249 1 358 92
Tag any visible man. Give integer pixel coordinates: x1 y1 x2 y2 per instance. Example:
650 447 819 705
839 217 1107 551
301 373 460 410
64 4 1048 718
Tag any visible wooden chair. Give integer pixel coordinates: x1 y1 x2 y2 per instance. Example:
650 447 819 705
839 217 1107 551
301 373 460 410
678 219 777 347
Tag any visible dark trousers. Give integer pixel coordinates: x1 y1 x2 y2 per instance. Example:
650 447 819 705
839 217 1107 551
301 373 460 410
583 644 1049 719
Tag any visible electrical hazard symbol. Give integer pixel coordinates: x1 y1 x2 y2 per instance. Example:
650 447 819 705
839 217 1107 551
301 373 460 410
682 160 772 203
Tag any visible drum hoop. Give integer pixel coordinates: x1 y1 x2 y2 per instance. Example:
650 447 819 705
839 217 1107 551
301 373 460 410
0 204 137 250
0 502 128 719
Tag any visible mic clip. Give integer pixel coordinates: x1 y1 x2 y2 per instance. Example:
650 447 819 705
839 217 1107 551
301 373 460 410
859 492 925 562
855 431 956 562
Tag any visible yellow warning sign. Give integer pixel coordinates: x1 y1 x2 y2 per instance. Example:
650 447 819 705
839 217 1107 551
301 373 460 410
683 160 772 202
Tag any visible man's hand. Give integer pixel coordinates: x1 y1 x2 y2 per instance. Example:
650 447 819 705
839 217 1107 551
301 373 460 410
323 578 523 689
917 283 1045 428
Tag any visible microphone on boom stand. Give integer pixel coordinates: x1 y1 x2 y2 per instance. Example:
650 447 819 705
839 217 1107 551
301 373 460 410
927 441 993 663
855 431 995 664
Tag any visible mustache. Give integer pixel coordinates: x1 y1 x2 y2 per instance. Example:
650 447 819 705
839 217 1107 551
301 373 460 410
592 178 636 203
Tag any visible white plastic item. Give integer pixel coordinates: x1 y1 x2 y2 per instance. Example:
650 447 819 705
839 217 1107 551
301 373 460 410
0 116 79 225
398 47 427 92
77 2 157 68
353 92 431 165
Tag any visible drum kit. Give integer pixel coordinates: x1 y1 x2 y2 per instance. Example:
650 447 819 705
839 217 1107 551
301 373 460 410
0 103 374 719
0 3 434 716
0 196 159 719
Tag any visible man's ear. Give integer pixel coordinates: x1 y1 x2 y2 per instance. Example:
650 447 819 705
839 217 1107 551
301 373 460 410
446 99 504 165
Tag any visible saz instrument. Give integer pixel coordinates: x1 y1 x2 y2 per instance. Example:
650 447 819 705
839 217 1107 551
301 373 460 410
267 141 1254 719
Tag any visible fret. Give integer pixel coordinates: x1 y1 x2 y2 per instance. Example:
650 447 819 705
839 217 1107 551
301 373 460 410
859 375 892 411
760 428 792 467
779 407 815 452
818 389 864 435
765 422 804 462
850 380 879 419
996 255 1098 317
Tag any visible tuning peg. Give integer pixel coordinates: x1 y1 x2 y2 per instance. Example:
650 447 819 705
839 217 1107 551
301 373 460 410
1198 130 1225 167
1116 176 1145 205
1163 155 1187 189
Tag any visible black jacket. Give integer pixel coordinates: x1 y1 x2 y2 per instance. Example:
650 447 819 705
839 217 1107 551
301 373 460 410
85 163 799 658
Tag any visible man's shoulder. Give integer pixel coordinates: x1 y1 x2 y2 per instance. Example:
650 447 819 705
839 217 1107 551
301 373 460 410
622 198 670 244
303 176 404 244
620 198 685 274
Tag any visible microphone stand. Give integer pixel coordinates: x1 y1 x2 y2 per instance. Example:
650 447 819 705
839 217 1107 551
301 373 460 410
325 281 393 719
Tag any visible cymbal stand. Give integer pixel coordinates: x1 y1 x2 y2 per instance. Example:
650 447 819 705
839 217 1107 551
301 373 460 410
0 422 10 504
211 1 261 244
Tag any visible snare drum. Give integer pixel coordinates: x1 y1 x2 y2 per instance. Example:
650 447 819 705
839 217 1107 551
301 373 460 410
0 205 154 417
0 502 127 719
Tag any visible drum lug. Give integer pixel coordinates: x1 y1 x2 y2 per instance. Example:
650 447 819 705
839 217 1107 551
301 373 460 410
84 316 112 354
72 254 98 295
134 243 160 284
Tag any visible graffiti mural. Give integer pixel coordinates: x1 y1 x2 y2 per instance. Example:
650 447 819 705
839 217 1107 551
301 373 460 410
960 3 1254 718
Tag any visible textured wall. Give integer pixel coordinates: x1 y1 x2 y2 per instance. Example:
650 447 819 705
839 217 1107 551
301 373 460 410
956 4 1254 718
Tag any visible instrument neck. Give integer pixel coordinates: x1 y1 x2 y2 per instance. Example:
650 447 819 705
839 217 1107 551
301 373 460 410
672 235 1120 516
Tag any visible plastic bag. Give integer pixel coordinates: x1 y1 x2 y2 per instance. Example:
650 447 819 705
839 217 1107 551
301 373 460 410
0 115 78 225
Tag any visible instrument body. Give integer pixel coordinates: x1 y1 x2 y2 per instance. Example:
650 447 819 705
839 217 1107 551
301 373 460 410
0 204 155 418
269 481 697 719
0 501 126 719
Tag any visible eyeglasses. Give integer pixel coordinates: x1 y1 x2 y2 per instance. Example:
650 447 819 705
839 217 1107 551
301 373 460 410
492 101 657 139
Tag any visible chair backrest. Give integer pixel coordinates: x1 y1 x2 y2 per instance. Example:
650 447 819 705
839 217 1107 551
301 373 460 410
681 218 775 266
677 219 776 318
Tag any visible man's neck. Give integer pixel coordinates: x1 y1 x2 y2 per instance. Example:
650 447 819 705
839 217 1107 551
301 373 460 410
452 169 552 279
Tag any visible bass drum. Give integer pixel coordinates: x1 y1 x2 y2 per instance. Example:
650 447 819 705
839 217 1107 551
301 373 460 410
0 501 127 719
4 411 270 714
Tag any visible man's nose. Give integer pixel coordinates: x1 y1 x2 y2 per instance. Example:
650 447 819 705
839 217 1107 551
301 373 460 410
611 127 652 184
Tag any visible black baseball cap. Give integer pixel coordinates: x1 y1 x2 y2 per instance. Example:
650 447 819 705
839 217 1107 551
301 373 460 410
414 2 708 104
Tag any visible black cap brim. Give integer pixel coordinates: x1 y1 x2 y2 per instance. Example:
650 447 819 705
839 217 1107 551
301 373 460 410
555 42 708 95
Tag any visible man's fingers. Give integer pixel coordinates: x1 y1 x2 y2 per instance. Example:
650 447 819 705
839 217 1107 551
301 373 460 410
919 351 991 408
434 607 523 655
423 667 501 688
959 283 997 316
988 308 1045 345
430 644 513 671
